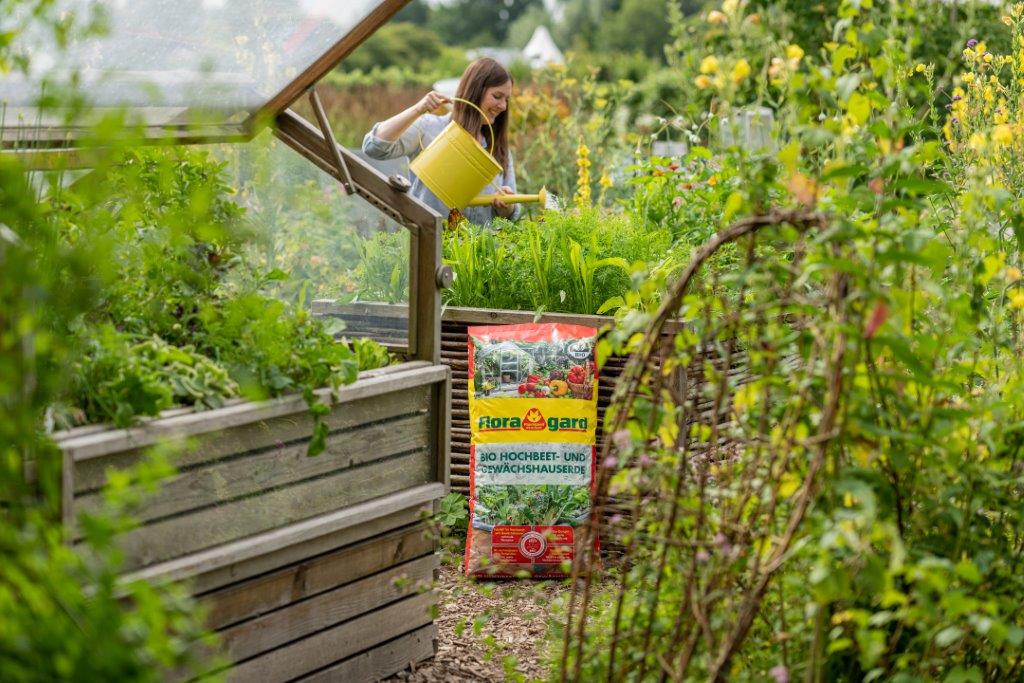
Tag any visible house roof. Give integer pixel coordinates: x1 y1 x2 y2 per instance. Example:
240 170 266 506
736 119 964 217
522 26 564 68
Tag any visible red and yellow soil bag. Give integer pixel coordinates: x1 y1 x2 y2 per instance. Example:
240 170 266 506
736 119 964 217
465 323 599 578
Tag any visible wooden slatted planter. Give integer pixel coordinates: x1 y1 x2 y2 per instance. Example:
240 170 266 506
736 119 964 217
53 361 450 681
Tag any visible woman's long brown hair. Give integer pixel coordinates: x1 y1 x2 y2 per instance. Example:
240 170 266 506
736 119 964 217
453 57 513 173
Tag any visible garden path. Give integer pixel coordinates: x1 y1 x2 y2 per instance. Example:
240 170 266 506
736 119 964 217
387 560 573 682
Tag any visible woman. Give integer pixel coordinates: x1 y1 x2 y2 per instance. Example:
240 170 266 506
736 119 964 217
362 57 520 227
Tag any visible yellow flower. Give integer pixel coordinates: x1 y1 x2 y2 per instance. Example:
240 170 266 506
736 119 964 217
1006 266 1022 282
993 124 1014 147
731 59 751 84
694 74 713 89
599 173 614 189
700 55 720 74
1003 15 1013 25
707 10 727 23
786 44 805 62
594 98 608 109
575 140 592 209
707 175 719 187
1011 290 1024 308
983 52 994 64
962 73 975 85
722 0 740 16
915 63 926 73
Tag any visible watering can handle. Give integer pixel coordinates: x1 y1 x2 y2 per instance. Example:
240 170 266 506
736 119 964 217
449 96 496 156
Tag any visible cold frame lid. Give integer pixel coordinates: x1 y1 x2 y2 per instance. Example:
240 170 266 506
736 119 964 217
0 0 408 147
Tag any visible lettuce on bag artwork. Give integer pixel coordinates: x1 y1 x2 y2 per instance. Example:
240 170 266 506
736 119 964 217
465 323 600 578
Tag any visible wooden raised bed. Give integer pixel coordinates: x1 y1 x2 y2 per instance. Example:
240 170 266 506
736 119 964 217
311 302 748 496
53 360 450 681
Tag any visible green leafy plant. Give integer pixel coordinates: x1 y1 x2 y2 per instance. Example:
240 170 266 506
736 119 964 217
350 336 393 371
356 230 409 304
442 208 674 315
2 115 219 683
474 485 590 527
52 148 391 455
65 326 239 429
438 492 470 539
562 236 631 316
560 2 1024 681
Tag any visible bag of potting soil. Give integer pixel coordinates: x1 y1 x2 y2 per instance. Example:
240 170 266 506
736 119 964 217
465 323 599 578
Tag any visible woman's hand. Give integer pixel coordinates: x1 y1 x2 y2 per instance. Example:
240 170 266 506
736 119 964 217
492 186 515 219
415 91 451 116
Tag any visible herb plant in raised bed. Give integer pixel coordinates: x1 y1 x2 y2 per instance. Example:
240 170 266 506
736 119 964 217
442 207 678 316
51 148 391 454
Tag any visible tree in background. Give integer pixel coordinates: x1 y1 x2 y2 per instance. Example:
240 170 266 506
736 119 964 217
339 21 445 72
428 0 545 46
555 0 702 60
394 0 431 25
505 3 556 48
596 0 696 59
553 0 614 51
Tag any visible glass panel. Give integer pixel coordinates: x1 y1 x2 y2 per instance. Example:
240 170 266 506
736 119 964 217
215 130 410 350
1 0 385 140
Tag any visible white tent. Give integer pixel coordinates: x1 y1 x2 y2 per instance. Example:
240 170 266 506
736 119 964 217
522 26 564 68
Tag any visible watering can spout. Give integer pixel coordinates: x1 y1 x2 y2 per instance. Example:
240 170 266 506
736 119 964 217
467 187 549 208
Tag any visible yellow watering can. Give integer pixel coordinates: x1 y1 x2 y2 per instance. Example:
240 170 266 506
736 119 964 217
409 97 503 209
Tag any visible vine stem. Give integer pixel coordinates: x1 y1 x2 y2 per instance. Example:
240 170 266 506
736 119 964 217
560 208 830 682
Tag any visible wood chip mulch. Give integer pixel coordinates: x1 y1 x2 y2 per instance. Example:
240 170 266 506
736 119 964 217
387 557 577 683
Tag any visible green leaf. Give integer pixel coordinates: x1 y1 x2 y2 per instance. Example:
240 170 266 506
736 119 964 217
847 92 872 125
934 626 964 648
307 420 328 457
594 256 631 272
596 296 625 315
943 666 982 683
832 44 859 73
722 191 744 223
891 176 952 196
954 559 982 585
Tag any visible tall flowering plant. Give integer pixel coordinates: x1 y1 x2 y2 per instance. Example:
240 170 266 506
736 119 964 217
945 7 1024 198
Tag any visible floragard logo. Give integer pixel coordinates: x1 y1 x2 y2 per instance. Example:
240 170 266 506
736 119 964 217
477 408 589 433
